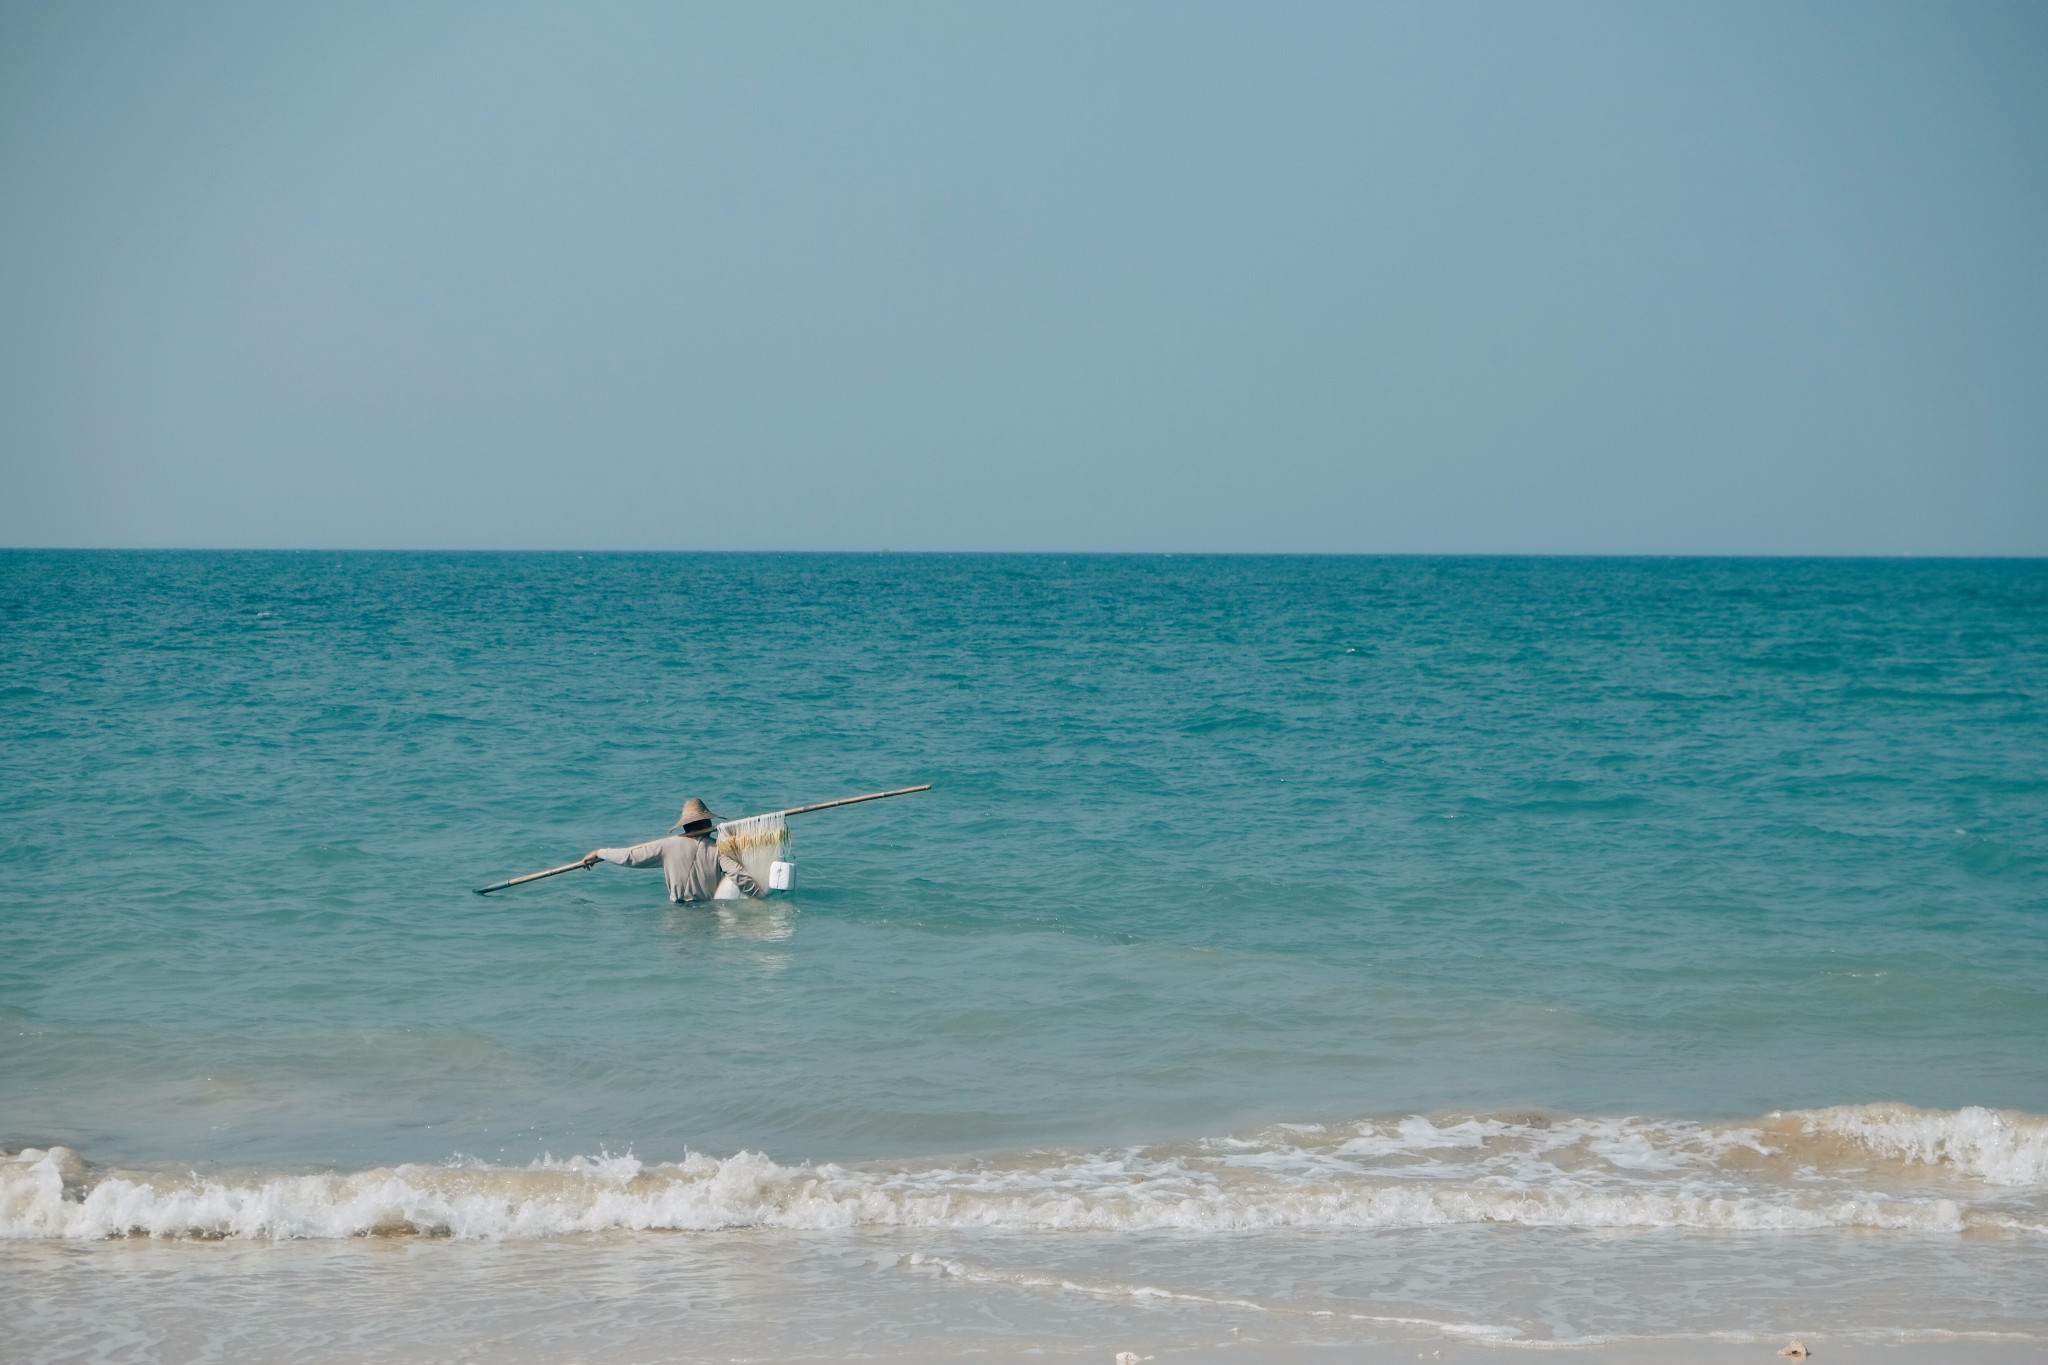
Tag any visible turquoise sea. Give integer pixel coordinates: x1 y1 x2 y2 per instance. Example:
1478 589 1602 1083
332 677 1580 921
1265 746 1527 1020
4 552 2047 1359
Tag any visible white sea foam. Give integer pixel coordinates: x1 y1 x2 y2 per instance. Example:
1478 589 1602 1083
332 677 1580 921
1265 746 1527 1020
902 1251 1274 1312
5 1105 2043 1242
1775 1103 2048 1186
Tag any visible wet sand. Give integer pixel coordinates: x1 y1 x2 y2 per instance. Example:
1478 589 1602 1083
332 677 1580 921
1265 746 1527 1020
892 1341 2041 1365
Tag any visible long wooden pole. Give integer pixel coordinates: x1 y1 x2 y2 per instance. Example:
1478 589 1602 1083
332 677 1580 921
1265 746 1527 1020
474 860 591 896
763 784 932 818
473 784 931 895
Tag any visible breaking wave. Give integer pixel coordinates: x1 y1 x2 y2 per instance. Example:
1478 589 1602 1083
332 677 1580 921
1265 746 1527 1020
1777 1102 2048 1186
5 1103 2043 1242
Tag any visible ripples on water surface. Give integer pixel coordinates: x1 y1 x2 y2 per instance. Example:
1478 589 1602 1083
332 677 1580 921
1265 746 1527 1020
2 553 2045 1357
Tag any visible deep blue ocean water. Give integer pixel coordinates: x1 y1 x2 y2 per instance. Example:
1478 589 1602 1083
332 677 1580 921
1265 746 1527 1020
3 552 2046 1357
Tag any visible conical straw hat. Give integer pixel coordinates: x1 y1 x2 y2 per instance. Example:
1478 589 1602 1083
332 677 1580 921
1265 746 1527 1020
670 797 723 833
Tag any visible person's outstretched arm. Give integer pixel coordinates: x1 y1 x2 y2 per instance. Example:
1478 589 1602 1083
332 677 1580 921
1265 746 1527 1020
584 839 667 869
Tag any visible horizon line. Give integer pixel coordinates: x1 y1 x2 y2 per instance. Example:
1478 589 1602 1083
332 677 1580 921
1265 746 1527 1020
3 546 2045 561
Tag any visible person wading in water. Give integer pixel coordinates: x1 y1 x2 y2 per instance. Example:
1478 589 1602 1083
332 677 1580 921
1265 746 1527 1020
581 797 762 903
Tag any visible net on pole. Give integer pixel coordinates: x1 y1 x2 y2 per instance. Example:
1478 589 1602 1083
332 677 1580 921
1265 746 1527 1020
714 812 789 898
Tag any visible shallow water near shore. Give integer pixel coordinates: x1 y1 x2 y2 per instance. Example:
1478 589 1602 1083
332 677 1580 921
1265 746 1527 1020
4 552 2046 1357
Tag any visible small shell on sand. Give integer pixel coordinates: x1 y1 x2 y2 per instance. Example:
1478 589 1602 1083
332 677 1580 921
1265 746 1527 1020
1777 1343 1811 1359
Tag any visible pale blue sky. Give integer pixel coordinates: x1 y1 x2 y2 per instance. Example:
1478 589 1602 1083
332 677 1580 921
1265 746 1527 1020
2 2 2043 552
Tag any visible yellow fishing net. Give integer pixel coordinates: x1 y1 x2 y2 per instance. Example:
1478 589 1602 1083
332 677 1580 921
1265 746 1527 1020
715 812 789 896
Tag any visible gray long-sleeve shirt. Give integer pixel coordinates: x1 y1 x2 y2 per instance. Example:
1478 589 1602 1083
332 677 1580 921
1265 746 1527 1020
596 833 761 903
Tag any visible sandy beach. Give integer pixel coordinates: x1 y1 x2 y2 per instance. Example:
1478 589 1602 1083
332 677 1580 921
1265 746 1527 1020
897 1342 2045 1365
